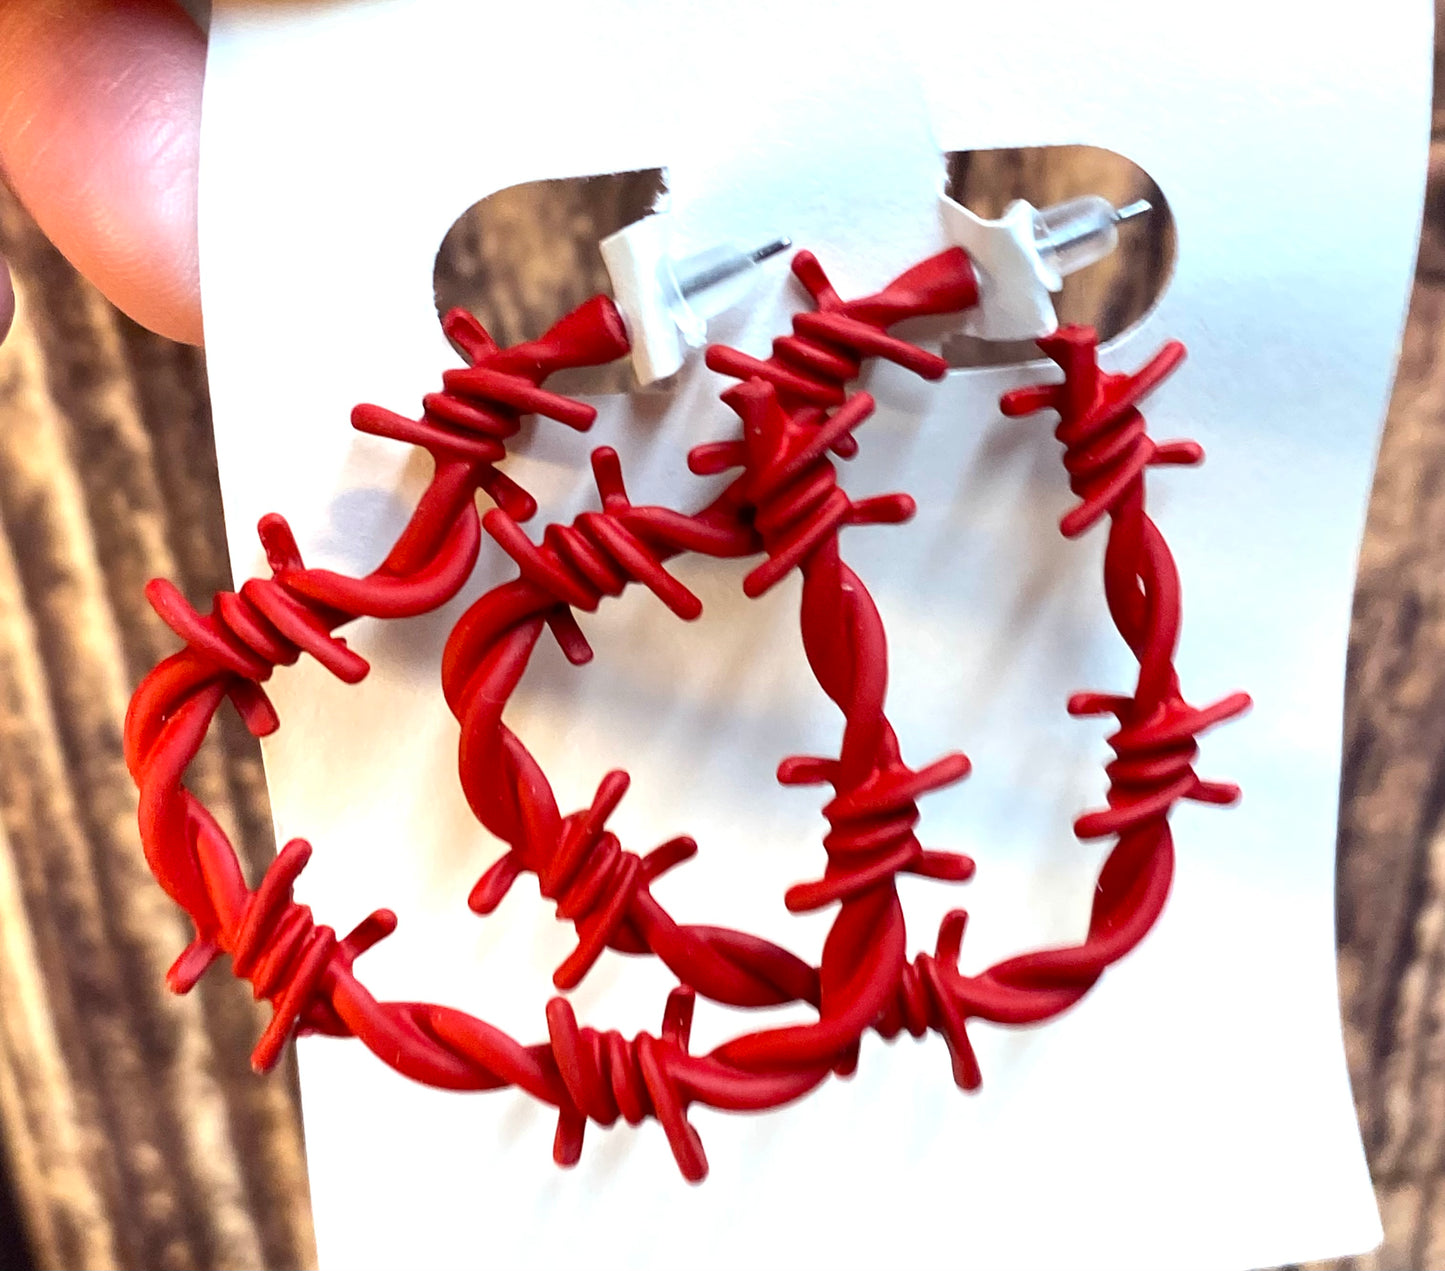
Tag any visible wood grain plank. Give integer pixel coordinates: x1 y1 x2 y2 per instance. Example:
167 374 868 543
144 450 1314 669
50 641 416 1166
0 181 314 1269
0 793 114 1269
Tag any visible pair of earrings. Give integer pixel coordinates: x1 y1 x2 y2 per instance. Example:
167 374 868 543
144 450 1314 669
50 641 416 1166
126 193 1246 1181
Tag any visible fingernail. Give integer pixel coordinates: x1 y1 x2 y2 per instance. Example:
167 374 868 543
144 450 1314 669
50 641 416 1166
0 255 13 347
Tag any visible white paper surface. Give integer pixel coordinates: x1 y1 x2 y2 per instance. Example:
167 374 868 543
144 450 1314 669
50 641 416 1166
200 2 1429 1267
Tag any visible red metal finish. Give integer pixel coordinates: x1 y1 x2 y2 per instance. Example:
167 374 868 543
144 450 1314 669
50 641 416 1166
124 244 1246 1182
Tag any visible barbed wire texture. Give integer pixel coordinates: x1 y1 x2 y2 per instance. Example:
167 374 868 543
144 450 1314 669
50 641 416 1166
125 243 1248 1182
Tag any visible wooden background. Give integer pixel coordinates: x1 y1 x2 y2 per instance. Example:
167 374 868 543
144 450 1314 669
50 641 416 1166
0 36 1440 1271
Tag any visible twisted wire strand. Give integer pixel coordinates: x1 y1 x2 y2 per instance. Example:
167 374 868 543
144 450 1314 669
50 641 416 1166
445 248 984 1098
875 327 1251 1088
677 252 984 1076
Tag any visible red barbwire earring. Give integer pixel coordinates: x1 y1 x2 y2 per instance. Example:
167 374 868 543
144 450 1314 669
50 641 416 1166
125 240 1248 1182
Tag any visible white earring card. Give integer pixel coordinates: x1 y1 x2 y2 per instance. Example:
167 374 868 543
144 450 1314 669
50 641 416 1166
198 2 1430 1267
